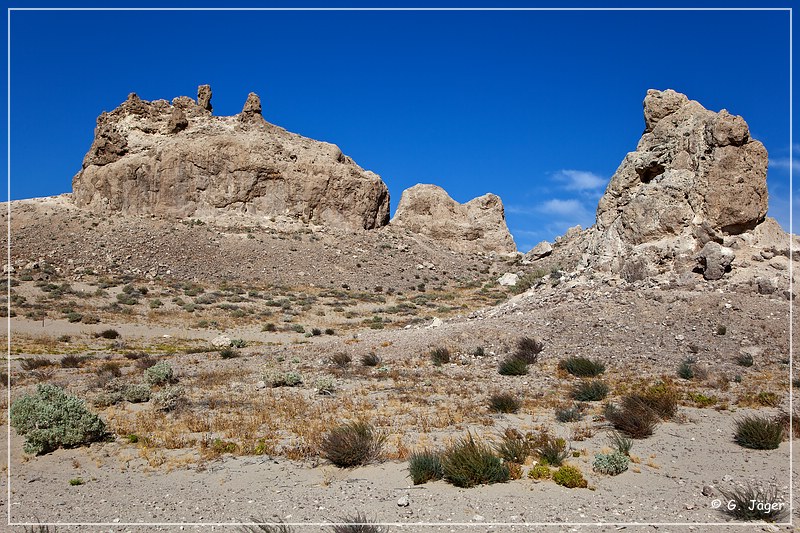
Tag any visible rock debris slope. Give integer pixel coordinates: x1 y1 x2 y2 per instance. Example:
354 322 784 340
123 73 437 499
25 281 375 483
72 86 391 231
390 184 516 254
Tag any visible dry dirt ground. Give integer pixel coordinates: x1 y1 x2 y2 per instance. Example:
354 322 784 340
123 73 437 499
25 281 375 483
1 196 798 532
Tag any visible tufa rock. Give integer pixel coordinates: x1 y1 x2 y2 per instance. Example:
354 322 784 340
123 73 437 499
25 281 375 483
526 240 552 260
71 88 390 230
165 107 188 134
197 84 212 112
566 89 769 279
240 92 263 123
497 273 519 286
390 184 516 254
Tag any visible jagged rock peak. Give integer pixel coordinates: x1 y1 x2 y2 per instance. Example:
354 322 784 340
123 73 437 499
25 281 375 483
390 184 516 254
71 88 390 230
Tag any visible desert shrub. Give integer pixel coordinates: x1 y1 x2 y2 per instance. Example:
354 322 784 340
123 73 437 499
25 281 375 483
24 524 58 533
311 328 322 336
605 395 660 438
144 361 174 385
20 357 52 370
324 328 335 335
122 383 151 403
559 356 605 377
528 464 552 480
677 357 696 379
716 324 727 336
498 356 528 376
59 355 91 368
262 323 277 332
441 433 509 488
571 380 609 401
292 325 305 334
687 391 717 407
151 386 185 412
429 347 451 366
408 449 444 485
514 337 543 364
220 347 239 359
329 512 388 533
495 430 530 463
315 377 337 395
97 361 122 378
360 352 381 367
553 465 587 488
592 451 629 475
635 383 679 419
10 384 107 455
321 421 386 467
266 371 303 388
736 353 754 367
607 431 633 455
488 392 521 413
331 352 352 368
536 435 569 466
755 391 780 407
734 414 784 450
135 356 157 371
65 312 83 323
555 403 584 423
97 328 120 339
230 339 247 348
717 483 788 522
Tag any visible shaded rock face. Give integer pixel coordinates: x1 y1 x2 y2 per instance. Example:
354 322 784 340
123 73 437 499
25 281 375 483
390 184 516 254
577 89 770 276
72 87 390 230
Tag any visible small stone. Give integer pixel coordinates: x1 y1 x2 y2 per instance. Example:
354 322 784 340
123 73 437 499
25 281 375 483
397 495 409 507
255 381 266 390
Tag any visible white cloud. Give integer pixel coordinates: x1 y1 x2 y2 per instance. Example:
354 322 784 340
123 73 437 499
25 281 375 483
553 169 607 192
539 198 589 217
768 157 800 173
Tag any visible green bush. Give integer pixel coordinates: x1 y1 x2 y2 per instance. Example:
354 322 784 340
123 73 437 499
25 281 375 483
555 404 584 423
408 449 444 485
528 464 551 480
592 451 629 475
570 380 609 401
677 357 696 379
552 465 587 488
321 421 386 467
495 431 530 464
10 384 107 455
97 328 120 339
734 414 784 450
230 339 247 348
607 431 633 455
498 356 528 376
441 433 509 488
144 361 174 386
266 371 303 388
536 435 569 466
559 356 605 377
488 392 521 413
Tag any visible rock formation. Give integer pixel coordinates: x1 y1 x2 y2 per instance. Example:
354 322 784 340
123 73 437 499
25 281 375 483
549 89 784 282
390 184 516 254
72 86 390 231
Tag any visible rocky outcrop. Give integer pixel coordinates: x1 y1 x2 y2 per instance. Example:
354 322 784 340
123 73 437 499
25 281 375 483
555 89 775 280
390 184 516 254
72 86 390 230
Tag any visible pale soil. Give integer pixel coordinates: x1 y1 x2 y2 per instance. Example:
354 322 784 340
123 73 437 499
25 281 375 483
1 197 798 532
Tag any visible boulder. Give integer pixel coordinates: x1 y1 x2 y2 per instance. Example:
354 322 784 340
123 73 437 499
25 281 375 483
390 184 516 254
72 86 391 230
497 273 519 286
526 241 552 260
197 84 212 112
696 241 735 280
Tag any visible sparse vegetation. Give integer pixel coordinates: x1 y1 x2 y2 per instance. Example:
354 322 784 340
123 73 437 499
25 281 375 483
21 357 52 370
408 449 444 485
571 380 609 401
97 328 121 339
593 451 629 475
733 414 784 450
498 356 528 376
528 464 552 480
331 352 352 368
360 352 381 367
328 512 388 533
321 421 387 467
514 337 543 364
736 352 754 367
717 483 788 522
552 465 587 488
607 431 633 455
429 346 451 366
555 404 584 423
441 433 510 488
488 392 521 413
559 356 605 377
144 361 174 386
10 384 107 455
605 395 660 438
536 435 569 466
495 429 530 463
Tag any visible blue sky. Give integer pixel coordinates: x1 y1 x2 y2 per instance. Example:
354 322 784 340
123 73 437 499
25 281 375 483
4 3 796 251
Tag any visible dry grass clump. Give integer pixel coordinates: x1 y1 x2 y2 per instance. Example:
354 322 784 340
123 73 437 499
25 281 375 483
717 483 787 522
514 337 544 364
429 347 451 366
494 428 530 463
498 356 528 376
559 356 605 377
487 392 521 413
321 421 387 467
329 512 388 533
733 414 784 450
536 434 569 466
441 433 510 488
605 395 660 438
571 380 609 401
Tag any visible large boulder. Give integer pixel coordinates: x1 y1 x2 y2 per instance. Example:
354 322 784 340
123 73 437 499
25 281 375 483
72 87 391 230
390 184 516 254
573 89 770 277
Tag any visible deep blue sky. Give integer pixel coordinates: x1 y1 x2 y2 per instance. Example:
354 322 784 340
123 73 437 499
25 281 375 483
4 3 795 251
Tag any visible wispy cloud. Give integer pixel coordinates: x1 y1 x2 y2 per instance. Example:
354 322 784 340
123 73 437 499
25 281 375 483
539 198 590 217
768 157 800 173
552 169 607 192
